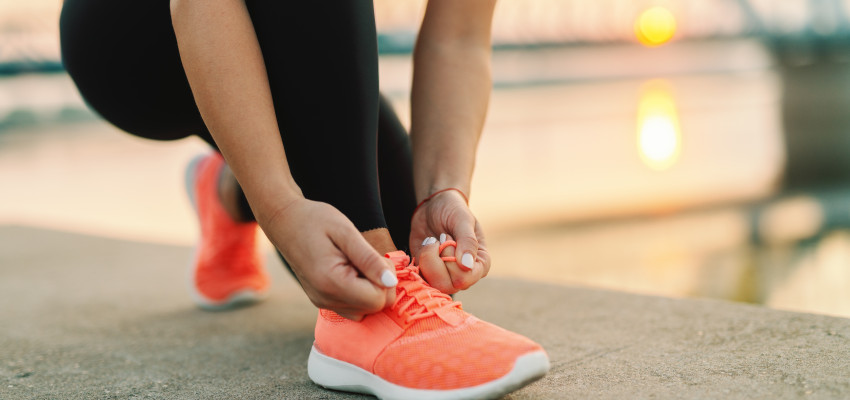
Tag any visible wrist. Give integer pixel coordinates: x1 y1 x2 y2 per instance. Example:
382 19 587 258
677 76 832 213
412 187 469 218
411 132 475 203
244 180 304 225
415 179 471 204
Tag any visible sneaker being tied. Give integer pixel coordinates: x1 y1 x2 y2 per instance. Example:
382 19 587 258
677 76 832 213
309 242 550 400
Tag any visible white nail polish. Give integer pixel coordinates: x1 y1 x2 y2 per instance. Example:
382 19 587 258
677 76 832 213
426 237 438 245
422 237 431 246
381 270 398 287
439 233 447 244
461 253 474 269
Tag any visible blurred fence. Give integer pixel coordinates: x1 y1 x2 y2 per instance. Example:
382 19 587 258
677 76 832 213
0 0 62 74
3 0 850 73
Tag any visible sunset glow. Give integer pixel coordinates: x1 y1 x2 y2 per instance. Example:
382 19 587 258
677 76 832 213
635 6 677 47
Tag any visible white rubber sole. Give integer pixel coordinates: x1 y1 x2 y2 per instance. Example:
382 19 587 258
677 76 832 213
308 345 550 400
184 154 268 311
188 283 268 311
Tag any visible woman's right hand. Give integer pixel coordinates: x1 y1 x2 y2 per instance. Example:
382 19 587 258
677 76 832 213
258 197 397 321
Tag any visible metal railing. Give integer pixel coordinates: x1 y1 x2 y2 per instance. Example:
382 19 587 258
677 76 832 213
2 0 850 74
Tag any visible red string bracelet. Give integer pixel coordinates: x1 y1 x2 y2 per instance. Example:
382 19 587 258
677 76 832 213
412 188 469 217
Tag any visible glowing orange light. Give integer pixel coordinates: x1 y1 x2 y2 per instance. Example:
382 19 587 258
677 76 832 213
637 80 681 171
635 6 677 47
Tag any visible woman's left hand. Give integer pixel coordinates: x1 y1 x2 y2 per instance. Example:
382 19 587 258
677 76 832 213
409 190 491 294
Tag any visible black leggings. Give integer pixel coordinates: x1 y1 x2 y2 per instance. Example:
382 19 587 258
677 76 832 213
59 0 416 250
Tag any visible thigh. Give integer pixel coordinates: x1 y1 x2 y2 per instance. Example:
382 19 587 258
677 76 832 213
246 0 387 233
60 0 211 143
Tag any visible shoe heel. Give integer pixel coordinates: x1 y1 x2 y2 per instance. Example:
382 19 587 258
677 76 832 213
184 154 207 212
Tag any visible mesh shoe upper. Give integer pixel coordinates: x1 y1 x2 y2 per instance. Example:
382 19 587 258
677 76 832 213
191 152 268 301
314 248 544 390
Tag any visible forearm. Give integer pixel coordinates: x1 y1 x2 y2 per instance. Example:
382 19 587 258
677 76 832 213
410 0 495 202
170 0 302 221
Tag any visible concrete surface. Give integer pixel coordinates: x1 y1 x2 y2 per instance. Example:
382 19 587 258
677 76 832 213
1 225 849 399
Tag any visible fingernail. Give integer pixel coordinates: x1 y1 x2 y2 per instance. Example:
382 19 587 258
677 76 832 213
381 270 398 287
461 253 474 270
439 233 447 244
422 236 437 246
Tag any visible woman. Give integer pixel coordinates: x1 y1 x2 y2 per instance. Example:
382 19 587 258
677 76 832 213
60 1 549 398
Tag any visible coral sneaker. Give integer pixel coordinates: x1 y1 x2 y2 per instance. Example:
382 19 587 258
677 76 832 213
308 243 549 400
184 152 269 310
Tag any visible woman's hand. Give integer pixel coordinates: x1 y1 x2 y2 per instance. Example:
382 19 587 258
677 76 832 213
260 197 397 321
409 190 491 294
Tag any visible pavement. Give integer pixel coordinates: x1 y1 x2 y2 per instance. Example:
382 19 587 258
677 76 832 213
1 225 850 400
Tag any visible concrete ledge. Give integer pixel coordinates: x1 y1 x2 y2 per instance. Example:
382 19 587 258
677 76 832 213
1 226 848 399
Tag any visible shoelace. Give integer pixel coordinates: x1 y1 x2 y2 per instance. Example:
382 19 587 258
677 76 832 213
391 241 463 324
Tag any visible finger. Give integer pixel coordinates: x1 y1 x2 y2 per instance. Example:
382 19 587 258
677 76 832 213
440 239 483 291
474 220 492 277
409 238 420 259
418 237 457 294
385 286 397 309
329 224 398 289
305 268 381 320
409 238 421 260
411 235 437 262
336 310 365 322
450 214 479 272
328 265 388 314
436 233 457 264
422 235 438 249
334 303 379 321
334 287 395 320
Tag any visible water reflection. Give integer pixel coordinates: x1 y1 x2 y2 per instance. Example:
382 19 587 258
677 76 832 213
488 196 850 319
764 230 850 317
758 196 824 244
637 79 681 171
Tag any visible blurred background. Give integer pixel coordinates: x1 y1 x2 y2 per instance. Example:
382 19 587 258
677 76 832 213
2 0 850 317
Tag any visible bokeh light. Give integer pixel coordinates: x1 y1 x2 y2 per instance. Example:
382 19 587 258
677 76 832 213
635 6 677 47
637 80 681 170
